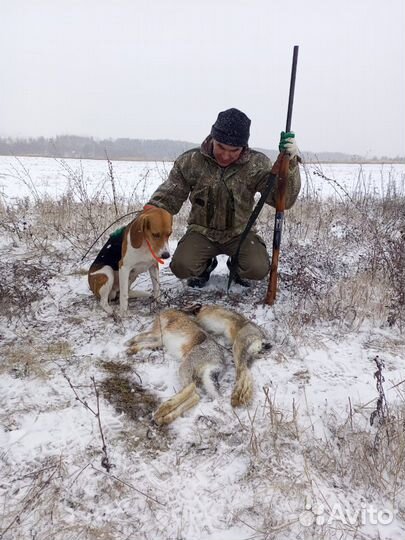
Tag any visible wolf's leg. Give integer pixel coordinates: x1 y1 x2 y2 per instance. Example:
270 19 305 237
231 330 258 407
231 367 254 407
126 313 166 354
155 393 200 425
153 383 200 425
126 326 163 354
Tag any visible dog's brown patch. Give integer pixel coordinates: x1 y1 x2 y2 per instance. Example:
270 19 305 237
88 267 109 298
129 215 146 249
120 225 129 263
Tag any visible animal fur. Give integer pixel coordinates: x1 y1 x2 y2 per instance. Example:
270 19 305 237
88 206 172 315
126 309 225 425
191 304 270 407
127 305 270 425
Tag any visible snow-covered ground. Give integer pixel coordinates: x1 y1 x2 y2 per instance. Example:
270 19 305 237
0 155 404 203
1 156 405 539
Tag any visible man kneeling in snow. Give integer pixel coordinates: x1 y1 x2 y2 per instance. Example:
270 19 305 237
147 108 301 288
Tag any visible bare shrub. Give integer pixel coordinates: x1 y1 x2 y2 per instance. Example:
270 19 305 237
0 260 54 321
0 158 151 257
239 379 405 539
263 165 405 332
0 456 67 540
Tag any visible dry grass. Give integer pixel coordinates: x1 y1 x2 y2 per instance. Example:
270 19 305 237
99 360 160 422
235 386 405 539
0 341 71 379
263 169 405 334
2 161 403 333
1 161 405 539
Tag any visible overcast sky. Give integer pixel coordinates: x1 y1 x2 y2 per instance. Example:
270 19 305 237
1 0 404 158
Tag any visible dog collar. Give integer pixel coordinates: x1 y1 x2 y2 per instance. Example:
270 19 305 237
145 238 165 264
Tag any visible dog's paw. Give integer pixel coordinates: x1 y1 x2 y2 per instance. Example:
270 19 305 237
100 303 114 315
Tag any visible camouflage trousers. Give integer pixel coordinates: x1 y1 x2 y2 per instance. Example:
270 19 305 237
170 231 270 281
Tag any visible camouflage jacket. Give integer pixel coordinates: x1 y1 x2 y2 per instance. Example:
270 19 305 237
148 136 301 243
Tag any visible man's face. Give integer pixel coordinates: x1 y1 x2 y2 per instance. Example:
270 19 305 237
212 140 243 167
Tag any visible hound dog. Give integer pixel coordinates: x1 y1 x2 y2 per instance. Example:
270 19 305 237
126 305 270 425
88 205 172 315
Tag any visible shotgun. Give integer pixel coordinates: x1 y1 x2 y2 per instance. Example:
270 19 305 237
227 46 299 293
264 45 299 305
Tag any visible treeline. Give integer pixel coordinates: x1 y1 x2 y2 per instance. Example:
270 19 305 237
0 135 403 163
0 135 196 161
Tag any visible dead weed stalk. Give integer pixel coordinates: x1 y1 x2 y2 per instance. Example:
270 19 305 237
58 366 112 473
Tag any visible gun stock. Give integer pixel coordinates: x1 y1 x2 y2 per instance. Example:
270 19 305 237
265 154 290 304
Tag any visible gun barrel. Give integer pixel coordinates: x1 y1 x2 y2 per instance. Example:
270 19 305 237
285 45 299 132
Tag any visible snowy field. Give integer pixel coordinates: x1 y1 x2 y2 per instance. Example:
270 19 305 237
0 155 404 204
1 156 405 539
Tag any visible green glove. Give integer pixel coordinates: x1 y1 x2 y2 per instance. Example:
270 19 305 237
279 131 299 158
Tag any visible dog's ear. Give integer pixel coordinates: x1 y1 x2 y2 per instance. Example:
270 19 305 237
143 216 151 232
130 215 146 248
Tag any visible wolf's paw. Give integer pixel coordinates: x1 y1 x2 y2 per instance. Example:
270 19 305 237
126 344 140 356
231 370 253 407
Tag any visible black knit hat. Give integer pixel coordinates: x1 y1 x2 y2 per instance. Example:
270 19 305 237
210 108 251 147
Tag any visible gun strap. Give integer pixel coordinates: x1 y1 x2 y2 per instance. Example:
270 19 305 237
227 171 277 290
